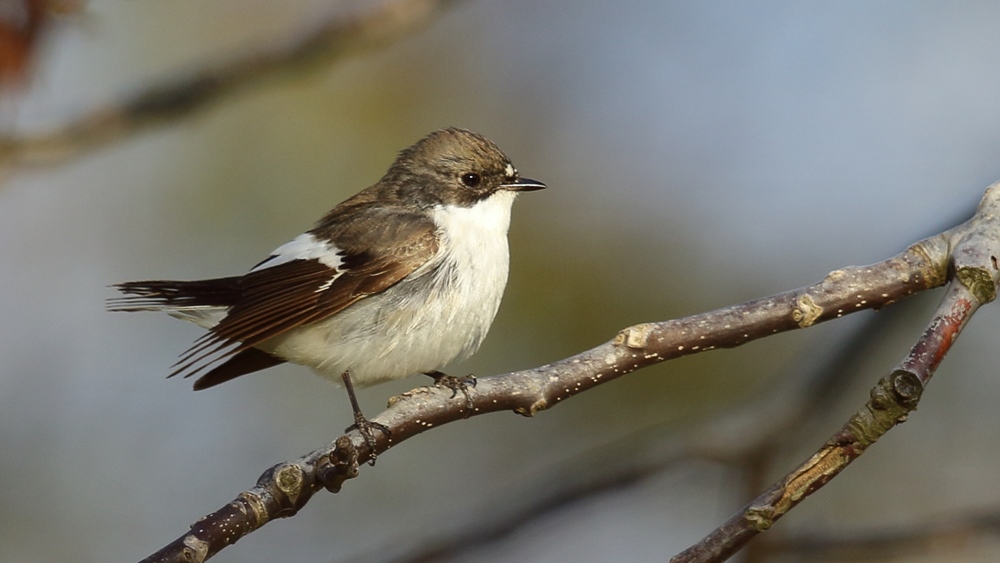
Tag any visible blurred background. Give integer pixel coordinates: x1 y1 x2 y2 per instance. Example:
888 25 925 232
3 1 1000 561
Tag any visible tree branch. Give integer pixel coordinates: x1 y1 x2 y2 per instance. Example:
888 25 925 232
141 182 1000 562
670 183 1000 562
0 0 456 173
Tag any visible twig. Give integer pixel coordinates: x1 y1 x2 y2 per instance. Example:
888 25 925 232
0 0 455 173
670 183 1000 562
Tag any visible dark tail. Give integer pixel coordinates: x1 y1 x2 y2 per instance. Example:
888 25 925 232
107 277 242 311
109 276 289 387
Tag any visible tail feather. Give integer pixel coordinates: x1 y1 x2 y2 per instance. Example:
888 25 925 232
192 348 286 390
109 276 289 386
108 277 242 312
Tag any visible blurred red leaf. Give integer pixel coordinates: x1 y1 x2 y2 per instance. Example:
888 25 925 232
0 0 47 87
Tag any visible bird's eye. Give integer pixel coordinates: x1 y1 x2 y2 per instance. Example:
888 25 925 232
460 172 482 188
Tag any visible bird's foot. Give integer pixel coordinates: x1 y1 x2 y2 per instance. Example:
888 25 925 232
341 370 389 465
425 370 476 411
345 412 391 466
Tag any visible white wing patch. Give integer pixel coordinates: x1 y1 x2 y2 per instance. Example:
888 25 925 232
250 233 343 272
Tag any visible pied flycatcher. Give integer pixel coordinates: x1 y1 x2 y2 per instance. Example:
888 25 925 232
109 128 546 444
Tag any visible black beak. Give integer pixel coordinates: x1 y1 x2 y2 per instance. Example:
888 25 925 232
501 177 547 192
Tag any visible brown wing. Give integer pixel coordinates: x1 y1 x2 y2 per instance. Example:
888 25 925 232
172 215 439 379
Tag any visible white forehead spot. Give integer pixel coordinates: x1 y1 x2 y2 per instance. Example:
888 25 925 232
505 163 515 178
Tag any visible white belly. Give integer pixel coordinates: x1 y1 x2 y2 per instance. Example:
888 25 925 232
261 193 515 386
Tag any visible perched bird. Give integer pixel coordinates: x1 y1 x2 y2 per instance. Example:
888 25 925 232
109 128 546 446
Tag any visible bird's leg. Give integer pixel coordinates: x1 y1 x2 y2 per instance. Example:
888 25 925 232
341 370 389 465
424 370 476 410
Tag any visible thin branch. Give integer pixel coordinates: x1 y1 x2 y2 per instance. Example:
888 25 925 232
670 184 1000 562
0 0 456 173
670 283 978 563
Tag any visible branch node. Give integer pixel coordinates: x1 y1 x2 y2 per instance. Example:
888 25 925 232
909 241 948 288
388 385 433 407
792 294 823 327
317 436 360 493
618 323 654 348
181 534 210 562
515 398 548 417
275 464 306 504
745 506 775 531
824 268 847 281
890 369 923 409
236 492 269 528
849 370 923 446
955 266 997 304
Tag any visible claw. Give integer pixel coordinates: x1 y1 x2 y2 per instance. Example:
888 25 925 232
425 370 476 411
341 370 390 465
345 413 391 465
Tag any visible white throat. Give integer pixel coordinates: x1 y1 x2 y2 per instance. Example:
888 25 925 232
432 189 517 237
428 190 516 315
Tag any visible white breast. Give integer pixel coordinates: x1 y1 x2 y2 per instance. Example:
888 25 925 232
262 190 519 387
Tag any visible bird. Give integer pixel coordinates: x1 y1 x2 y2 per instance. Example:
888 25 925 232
108 128 546 449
